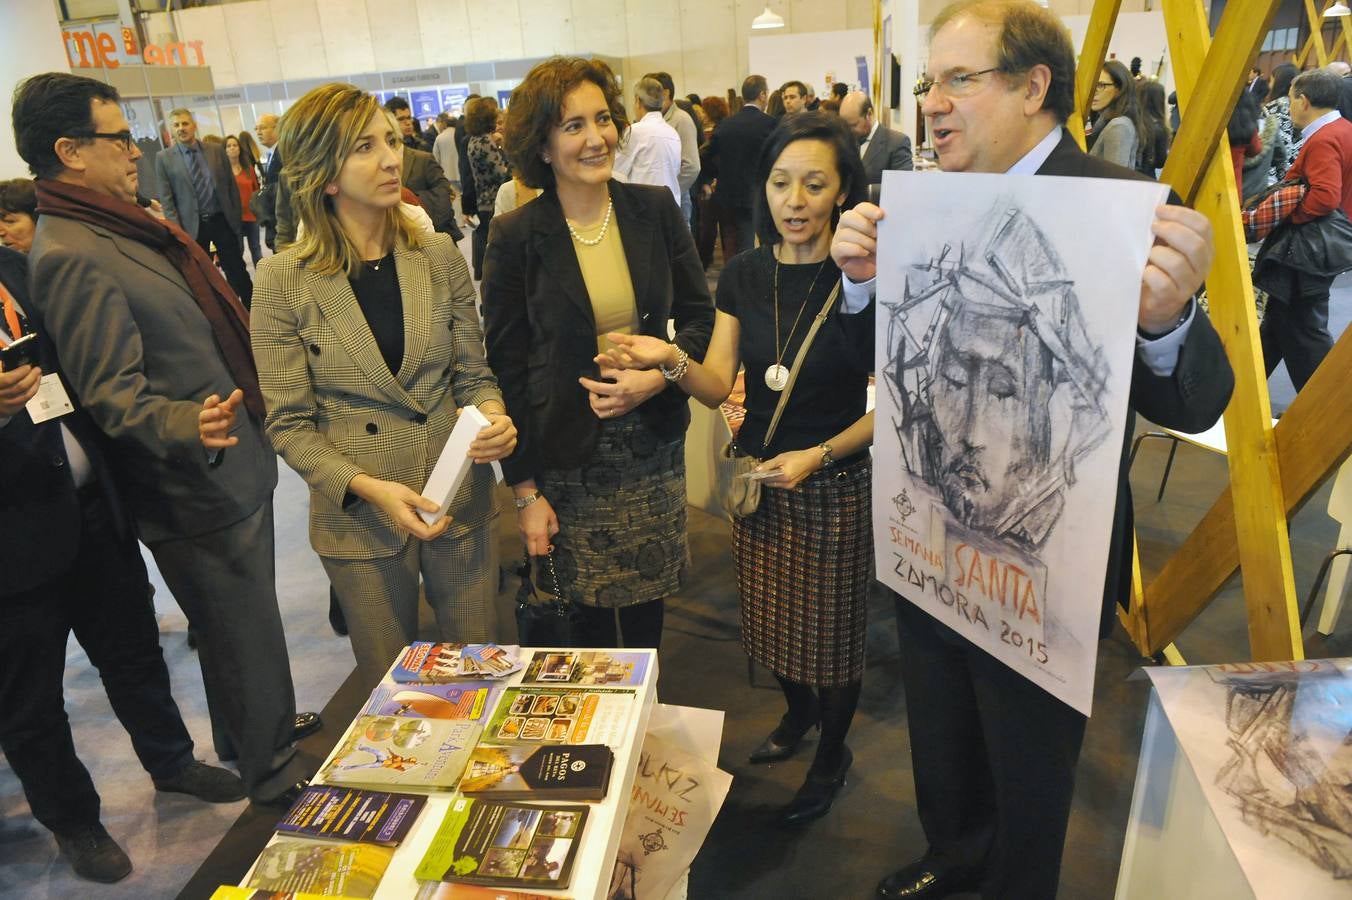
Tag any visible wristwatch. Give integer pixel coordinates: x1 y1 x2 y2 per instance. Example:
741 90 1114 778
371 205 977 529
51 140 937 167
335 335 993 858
818 442 835 468
513 490 542 510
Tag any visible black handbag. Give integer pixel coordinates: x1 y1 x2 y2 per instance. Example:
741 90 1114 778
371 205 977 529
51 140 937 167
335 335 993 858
1254 205 1352 293
513 551 582 646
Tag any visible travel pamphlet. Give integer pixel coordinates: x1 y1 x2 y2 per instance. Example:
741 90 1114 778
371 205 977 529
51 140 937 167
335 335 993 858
246 839 394 897
483 687 635 748
414 798 588 891
520 650 650 688
319 716 481 790
458 744 613 801
361 681 499 722
276 785 426 846
392 643 523 683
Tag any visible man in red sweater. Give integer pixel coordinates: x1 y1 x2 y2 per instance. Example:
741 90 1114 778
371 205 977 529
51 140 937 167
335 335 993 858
1262 68 1352 391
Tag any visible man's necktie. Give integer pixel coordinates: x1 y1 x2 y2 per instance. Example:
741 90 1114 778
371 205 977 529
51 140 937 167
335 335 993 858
185 145 214 211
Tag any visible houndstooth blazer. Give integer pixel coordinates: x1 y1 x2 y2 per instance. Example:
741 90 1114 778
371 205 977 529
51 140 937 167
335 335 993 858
251 233 503 560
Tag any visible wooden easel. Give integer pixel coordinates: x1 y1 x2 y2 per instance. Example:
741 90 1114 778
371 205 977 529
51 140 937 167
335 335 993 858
1072 0 1352 663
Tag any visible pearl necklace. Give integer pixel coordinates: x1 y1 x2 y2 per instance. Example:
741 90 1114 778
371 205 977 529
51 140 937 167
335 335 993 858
566 199 614 246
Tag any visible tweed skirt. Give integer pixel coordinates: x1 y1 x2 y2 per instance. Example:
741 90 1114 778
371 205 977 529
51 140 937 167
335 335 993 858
733 456 873 686
537 415 689 609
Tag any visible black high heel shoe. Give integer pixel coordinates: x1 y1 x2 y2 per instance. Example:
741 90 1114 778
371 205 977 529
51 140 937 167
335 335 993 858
781 745 852 825
748 714 819 764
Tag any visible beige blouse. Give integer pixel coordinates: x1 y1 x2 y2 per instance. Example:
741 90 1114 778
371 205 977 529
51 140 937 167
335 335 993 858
569 217 639 354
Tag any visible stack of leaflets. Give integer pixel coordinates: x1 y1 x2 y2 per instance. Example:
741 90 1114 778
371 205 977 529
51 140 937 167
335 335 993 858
413 885 564 899
458 744 613 801
520 650 649 687
362 681 499 722
485 686 634 747
212 888 366 900
245 839 394 897
277 786 427 846
393 643 522 683
319 716 482 790
415 798 589 891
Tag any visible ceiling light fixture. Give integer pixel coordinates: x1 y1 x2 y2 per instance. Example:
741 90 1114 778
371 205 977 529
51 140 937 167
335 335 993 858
1326 2 1351 17
751 5 785 30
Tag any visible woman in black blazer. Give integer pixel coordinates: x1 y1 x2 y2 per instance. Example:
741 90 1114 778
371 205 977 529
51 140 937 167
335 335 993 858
482 57 714 649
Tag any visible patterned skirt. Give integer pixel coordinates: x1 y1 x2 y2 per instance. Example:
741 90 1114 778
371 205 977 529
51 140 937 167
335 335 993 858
733 456 873 686
537 415 689 609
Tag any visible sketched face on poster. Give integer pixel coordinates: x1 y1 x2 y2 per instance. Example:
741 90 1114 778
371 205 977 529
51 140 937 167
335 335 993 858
873 170 1166 715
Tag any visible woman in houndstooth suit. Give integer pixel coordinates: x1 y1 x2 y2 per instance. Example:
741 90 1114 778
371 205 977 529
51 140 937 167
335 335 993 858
251 83 517 685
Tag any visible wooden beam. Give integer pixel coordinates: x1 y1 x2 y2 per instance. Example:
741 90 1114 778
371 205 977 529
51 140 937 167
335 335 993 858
1069 0 1123 151
1150 0 1299 663
1160 0 1281 204
1118 534 1150 653
1143 329 1352 654
1306 0 1331 66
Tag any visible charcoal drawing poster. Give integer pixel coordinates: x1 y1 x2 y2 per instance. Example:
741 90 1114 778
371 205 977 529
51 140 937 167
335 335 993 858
1146 660 1352 896
873 171 1167 714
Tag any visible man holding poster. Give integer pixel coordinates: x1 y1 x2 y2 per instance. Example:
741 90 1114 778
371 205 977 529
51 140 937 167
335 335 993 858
831 2 1234 898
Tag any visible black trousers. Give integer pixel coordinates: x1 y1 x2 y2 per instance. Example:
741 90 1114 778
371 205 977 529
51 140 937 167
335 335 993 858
472 208 494 280
1260 282 1334 392
241 220 263 267
195 211 253 307
713 202 755 261
894 594 1087 900
0 486 195 835
568 599 665 650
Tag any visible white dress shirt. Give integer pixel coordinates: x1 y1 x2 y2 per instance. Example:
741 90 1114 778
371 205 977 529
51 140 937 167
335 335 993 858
613 111 684 206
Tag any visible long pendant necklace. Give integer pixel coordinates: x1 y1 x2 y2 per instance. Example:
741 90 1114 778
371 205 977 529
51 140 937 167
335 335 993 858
765 249 827 391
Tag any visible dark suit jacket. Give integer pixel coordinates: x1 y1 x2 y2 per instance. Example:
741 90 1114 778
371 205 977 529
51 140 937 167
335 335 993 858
1036 133 1235 635
27 214 277 544
861 124 914 184
481 180 716 484
705 105 777 210
154 139 243 240
402 148 456 235
0 246 128 596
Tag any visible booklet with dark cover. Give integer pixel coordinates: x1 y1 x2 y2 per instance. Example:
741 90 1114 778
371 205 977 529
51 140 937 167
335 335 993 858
276 785 426 846
458 744 613 801
415 798 588 891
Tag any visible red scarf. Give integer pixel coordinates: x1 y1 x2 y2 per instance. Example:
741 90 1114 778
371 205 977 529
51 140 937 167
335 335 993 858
34 179 264 419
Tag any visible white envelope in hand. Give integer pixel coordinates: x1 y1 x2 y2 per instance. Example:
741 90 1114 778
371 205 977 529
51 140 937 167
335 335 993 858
418 404 492 525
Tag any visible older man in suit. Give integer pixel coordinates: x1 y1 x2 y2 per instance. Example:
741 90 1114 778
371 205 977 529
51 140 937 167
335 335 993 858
704 75 778 258
14 72 318 809
154 108 253 305
1259 68 1352 391
0 246 244 883
832 3 1233 897
840 91 914 184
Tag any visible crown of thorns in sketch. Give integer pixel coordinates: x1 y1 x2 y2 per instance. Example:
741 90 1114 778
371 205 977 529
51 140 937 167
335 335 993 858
882 203 1113 547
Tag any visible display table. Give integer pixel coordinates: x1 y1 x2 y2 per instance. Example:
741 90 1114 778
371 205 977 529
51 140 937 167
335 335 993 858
1115 659 1352 900
241 647 659 899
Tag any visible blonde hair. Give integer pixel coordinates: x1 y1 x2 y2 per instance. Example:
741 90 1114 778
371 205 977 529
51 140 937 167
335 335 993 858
278 83 421 277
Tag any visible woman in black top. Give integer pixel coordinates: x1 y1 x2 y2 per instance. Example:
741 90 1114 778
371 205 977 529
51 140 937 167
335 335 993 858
601 113 872 825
